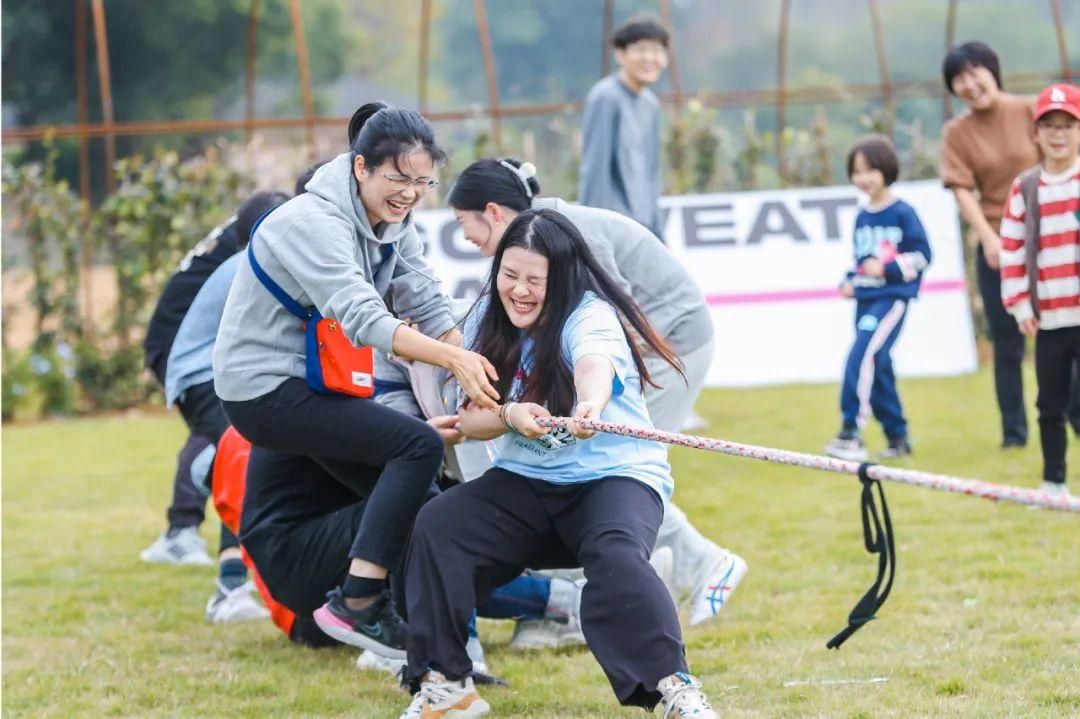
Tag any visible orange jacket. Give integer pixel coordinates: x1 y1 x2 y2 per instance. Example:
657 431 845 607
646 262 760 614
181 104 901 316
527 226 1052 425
211 426 296 639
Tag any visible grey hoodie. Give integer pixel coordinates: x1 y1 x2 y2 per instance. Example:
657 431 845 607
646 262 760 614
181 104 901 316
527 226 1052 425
532 197 713 355
213 152 454 402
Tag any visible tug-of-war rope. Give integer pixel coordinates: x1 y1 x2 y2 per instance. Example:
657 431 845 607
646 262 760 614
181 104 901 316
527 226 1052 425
536 417 1080 514
536 416 1078 648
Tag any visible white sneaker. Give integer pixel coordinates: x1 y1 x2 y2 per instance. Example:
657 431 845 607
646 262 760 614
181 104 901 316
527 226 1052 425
508 618 560 651
140 527 213 566
689 549 748 626
356 649 406 676
650 546 677 602
1041 481 1071 497
658 673 718 718
399 671 490 718
205 581 271 623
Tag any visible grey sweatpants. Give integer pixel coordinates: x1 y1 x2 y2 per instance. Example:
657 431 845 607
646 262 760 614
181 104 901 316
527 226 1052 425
645 337 714 433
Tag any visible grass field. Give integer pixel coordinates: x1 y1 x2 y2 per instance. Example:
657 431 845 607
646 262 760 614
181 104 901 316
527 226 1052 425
3 367 1079 718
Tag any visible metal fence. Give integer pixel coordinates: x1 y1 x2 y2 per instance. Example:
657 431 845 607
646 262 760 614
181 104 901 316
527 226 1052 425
3 0 1077 205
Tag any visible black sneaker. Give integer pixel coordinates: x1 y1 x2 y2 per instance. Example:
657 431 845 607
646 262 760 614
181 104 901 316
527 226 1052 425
824 428 867 461
313 587 408 659
878 436 913 459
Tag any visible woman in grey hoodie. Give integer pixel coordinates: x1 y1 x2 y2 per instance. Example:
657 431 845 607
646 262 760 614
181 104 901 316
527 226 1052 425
213 103 499 659
446 158 747 640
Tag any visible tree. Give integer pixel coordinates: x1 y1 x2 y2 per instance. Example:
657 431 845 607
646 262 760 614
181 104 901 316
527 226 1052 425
2 0 349 190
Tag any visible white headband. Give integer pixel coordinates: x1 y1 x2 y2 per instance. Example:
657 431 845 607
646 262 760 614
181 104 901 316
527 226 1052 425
499 160 537 199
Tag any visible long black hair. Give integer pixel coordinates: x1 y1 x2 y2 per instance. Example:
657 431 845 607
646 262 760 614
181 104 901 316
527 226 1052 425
447 158 539 213
469 208 682 417
348 102 448 170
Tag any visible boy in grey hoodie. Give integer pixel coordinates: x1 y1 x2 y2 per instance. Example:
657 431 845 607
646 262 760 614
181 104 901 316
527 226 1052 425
579 14 670 237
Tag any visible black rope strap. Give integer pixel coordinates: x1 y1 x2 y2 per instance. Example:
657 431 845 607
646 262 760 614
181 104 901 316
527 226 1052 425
827 462 897 649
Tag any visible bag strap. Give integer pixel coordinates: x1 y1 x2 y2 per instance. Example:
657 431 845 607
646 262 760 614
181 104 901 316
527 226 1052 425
246 209 313 321
374 242 395 277
246 207 395 322
827 462 897 649
1018 165 1042 317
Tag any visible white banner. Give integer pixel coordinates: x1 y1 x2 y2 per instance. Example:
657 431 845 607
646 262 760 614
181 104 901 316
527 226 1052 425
412 179 978 387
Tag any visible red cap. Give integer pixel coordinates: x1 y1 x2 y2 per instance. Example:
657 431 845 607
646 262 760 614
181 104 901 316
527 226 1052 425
1034 83 1080 122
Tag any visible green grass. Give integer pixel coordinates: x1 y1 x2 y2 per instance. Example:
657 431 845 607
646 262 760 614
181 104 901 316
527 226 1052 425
3 368 1079 718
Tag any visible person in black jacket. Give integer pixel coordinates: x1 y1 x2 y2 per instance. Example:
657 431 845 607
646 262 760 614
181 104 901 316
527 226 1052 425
140 217 241 567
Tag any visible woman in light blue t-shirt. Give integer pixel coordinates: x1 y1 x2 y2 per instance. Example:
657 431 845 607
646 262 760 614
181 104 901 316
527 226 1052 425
398 208 720 718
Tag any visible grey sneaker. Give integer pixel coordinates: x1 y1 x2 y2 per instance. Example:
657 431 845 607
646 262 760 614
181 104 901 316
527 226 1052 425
658 672 718 718
507 614 586 651
205 580 270 623
140 527 213 566
824 429 868 461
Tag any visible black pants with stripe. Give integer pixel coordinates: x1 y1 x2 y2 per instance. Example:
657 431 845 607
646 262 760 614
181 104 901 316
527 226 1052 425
403 468 687 709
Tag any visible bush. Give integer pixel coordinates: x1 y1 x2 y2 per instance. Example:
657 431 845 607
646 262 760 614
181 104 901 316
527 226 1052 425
73 341 150 413
2 349 34 422
2 140 252 420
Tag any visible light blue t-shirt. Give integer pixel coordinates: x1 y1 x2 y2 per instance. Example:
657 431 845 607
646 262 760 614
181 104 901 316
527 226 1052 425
462 292 673 502
166 253 242 406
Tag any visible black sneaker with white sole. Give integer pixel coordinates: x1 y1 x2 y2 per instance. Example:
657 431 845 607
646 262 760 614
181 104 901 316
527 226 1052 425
824 429 868 461
878 436 913 459
313 587 408 659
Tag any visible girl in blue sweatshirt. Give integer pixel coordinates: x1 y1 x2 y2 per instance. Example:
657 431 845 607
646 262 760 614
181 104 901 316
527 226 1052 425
825 135 932 461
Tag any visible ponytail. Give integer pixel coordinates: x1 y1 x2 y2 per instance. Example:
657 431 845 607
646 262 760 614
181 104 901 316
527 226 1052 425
447 157 540 213
346 102 447 171
347 102 386 147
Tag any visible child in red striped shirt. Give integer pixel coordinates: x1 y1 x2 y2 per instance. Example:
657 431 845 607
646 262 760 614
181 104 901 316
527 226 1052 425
999 83 1080 496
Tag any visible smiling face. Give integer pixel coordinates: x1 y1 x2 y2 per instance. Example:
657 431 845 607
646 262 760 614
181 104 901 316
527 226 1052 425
1035 110 1080 169
453 206 509 257
496 246 549 329
615 39 668 91
950 64 1001 112
850 151 887 203
354 149 437 227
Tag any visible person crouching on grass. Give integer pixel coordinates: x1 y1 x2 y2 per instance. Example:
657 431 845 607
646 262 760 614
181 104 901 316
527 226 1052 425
398 208 720 718
825 135 932 462
1000 83 1080 497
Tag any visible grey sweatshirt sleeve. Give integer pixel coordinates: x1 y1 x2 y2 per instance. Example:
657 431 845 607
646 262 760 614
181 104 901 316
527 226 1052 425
578 87 623 210
585 228 633 298
374 351 424 418
267 212 403 352
389 226 455 339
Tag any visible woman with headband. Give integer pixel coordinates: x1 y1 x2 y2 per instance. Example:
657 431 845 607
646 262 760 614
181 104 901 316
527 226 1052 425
446 158 747 637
